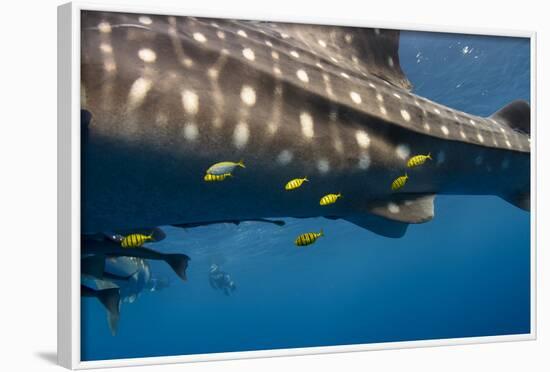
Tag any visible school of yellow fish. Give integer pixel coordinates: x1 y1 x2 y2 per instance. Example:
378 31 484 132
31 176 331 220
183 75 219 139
120 153 433 249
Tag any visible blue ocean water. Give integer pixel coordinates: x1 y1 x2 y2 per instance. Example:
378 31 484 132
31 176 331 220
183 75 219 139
81 30 531 361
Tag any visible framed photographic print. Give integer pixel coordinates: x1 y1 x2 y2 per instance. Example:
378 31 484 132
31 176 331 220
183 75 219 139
58 1 536 369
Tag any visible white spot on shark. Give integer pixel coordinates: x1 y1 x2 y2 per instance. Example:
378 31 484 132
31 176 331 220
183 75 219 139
233 122 250 149
181 90 199 115
460 130 467 139
99 43 113 53
469 119 477 126
237 29 248 38
350 91 362 104
216 31 225 39
379 106 387 115
396 144 411 160
300 112 314 138
240 85 256 107
265 40 273 47
128 77 152 110
400 109 411 122
277 150 293 165
393 93 401 99
355 130 371 148
318 39 327 47
317 159 330 173
345 33 353 43
441 126 449 135
183 58 194 68
193 32 207 43
434 108 441 114
104 61 116 72
388 57 394 67
358 154 371 169
207 68 219 80
138 48 156 63
290 50 300 58
423 123 431 131
138 16 152 25
477 133 484 143
296 69 309 83
273 66 282 76
506 139 512 148
376 93 384 102
340 72 350 79
271 51 279 60
98 22 111 33
183 122 199 141
388 202 400 214
242 48 255 61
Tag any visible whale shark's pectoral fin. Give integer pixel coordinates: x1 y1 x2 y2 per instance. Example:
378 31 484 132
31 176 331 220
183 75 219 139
343 214 409 238
366 193 436 224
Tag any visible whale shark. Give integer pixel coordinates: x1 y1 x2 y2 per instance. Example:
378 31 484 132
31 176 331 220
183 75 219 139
80 11 530 238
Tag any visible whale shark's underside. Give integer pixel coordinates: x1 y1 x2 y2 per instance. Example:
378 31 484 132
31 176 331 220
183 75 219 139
81 11 530 238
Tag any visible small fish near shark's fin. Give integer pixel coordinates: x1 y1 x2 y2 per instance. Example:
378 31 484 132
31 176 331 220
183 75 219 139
367 193 436 224
490 100 531 135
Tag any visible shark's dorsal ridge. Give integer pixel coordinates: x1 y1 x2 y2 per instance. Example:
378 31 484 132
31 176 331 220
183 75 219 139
271 23 412 90
490 100 531 135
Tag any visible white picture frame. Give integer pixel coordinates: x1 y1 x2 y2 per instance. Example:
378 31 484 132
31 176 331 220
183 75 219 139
58 1 537 369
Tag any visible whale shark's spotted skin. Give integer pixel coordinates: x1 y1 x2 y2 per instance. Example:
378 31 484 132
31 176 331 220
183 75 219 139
81 11 530 237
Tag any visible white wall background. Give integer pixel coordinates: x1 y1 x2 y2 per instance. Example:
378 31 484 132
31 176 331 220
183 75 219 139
0 0 547 370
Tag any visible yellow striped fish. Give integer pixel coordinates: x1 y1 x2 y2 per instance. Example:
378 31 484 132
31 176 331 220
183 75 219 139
407 153 432 168
121 233 154 249
391 174 409 191
206 160 245 175
204 173 233 182
285 177 308 190
319 193 342 206
295 230 324 247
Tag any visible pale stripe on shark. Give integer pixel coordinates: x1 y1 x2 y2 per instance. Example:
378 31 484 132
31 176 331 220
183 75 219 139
208 53 229 128
180 89 200 141
167 16 194 69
